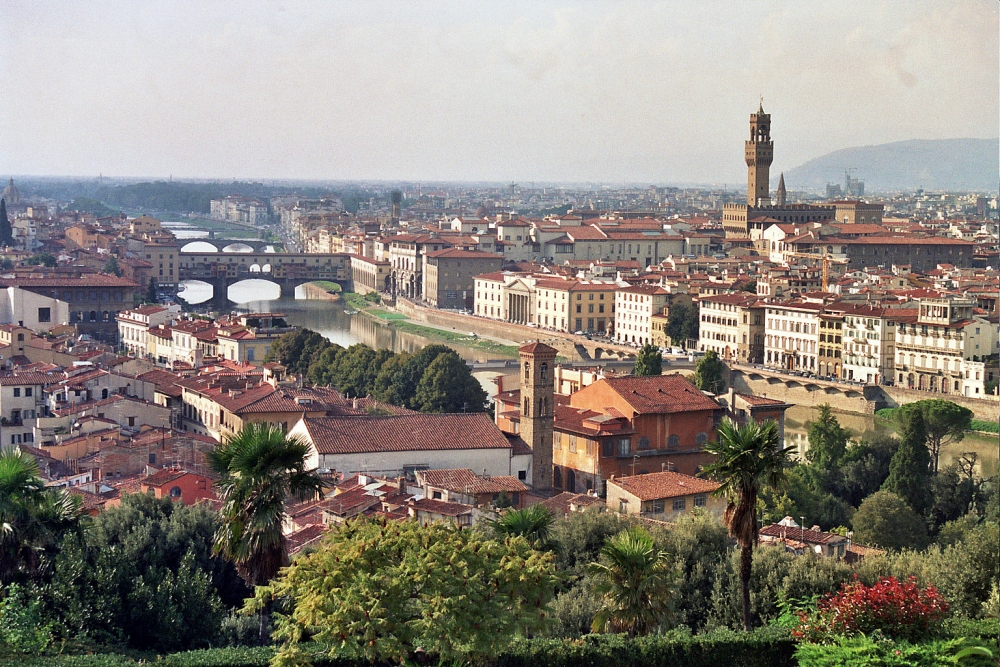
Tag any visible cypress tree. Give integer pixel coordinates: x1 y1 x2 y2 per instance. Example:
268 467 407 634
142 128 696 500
882 404 932 515
0 198 12 247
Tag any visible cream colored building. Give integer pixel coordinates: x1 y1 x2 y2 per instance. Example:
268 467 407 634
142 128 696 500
117 305 179 359
764 300 825 372
614 284 671 346
605 471 724 521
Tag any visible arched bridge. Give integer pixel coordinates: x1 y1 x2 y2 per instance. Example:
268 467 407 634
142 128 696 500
180 238 274 253
729 365 884 412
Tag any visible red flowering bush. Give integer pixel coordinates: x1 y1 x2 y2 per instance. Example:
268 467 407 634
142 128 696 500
794 576 950 642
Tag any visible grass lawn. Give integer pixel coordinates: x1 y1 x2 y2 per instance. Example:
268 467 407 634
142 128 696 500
341 292 372 310
369 309 408 320
388 321 520 357
311 280 342 293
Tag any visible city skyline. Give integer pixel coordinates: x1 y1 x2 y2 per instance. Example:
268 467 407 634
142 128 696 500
2 1 997 183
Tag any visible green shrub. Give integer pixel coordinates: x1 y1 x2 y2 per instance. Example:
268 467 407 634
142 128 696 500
495 628 797 667
795 635 996 667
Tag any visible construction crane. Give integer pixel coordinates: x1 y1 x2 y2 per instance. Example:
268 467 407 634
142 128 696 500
785 251 849 292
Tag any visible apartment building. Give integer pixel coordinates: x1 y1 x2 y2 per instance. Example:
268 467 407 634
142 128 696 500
892 297 997 394
614 284 671 346
764 299 826 373
117 305 179 359
697 292 765 363
422 248 503 310
841 305 895 385
474 273 619 333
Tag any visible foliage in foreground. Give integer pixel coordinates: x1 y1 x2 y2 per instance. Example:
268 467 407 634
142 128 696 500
257 517 558 666
794 635 996 667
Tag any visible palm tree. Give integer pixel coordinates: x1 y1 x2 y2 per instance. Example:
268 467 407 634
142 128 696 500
701 418 792 631
588 525 675 637
0 448 82 584
208 422 325 588
490 504 555 550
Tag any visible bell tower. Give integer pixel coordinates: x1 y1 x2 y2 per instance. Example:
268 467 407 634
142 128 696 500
745 102 773 207
518 342 557 491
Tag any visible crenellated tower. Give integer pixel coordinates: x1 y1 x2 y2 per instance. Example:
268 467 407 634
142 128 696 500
745 102 773 207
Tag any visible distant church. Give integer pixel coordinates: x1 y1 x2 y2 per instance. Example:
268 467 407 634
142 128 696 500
721 105 880 239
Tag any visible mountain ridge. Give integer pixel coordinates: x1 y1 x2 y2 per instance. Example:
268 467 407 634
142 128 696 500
783 138 998 192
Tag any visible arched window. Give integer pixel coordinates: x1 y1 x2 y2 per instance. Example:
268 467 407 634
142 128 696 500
90 310 97 322
523 397 530 417
695 432 708 446
169 486 182 498
523 362 530 381
638 436 650 450
667 435 680 449
566 469 576 493
540 362 548 380
101 389 108 399
552 467 562 489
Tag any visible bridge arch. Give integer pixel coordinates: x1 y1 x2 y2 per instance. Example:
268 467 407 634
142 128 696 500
222 243 255 253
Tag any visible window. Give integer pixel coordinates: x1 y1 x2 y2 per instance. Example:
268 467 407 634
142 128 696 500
517 470 527 481
694 494 707 507
24 388 31 397
602 440 614 457
37 308 50 323
568 434 577 452
149 453 156 465
672 498 687 511
638 436 650 450
553 467 562 488
12 388 19 397
650 499 665 513
617 438 631 456
695 432 708 445
667 434 679 449
128 416 136 427
169 486 182 498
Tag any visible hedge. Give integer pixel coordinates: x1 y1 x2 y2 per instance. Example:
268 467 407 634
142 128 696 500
2 629 796 667
969 419 999 434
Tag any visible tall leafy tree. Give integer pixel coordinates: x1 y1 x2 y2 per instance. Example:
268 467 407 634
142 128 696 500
103 256 121 277
851 490 929 551
665 304 689 346
896 399 973 474
806 405 851 470
883 404 932 515
260 518 557 665
702 419 792 631
588 525 675 637
693 349 726 394
683 304 700 341
145 277 158 304
633 343 663 377
0 198 12 247
390 344 454 409
208 423 324 642
412 350 488 413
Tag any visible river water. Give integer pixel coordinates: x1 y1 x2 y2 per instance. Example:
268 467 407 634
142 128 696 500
177 281 998 476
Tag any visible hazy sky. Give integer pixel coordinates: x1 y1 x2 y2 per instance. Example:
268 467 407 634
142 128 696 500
2 1 996 184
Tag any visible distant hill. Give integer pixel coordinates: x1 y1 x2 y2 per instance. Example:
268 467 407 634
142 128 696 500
783 138 998 192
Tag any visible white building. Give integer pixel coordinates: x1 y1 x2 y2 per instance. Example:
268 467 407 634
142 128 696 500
117 305 179 359
892 297 998 394
841 305 895 385
614 284 671 347
764 299 825 373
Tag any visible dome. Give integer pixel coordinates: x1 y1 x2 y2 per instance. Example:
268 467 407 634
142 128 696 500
2 179 20 206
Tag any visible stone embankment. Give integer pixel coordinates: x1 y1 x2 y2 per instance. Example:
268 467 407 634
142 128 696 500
299 282 341 301
729 365 999 420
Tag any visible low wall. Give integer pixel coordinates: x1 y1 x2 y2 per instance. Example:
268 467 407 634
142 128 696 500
878 386 1000 421
392 299 636 362
298 282 341 301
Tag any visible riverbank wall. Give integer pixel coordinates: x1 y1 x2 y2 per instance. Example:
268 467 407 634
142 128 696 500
392 298 639 362
729 366 1000 420
298 282 341 301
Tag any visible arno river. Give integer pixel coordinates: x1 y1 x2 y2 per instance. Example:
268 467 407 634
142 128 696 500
178 280 998 476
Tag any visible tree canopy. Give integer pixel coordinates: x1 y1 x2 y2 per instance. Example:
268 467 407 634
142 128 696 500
633 343 663 376
895 399 973 474
883 404 932 515
693 349 726 394
259 518 558 665
0 198 12 247
852 490 929 551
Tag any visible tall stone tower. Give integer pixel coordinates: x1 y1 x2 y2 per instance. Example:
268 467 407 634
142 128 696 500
776 172 787 207
518 342 557 491
745 103 773 207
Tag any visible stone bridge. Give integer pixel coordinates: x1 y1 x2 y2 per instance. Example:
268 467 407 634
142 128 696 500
729 365 883 413
179 238 274 253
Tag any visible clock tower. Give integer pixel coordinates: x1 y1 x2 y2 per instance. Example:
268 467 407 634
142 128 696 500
745 102 773 207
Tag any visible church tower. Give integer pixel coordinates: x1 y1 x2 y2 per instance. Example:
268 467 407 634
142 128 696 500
745 103 773 207
776 172 787 207
518 342 556 491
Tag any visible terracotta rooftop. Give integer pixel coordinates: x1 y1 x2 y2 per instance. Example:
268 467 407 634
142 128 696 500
409 497 474 516
596 375 720 415
302 413 513 455
609 471 720 501
518 341 558 355
759 523 848 545
418 468 528 495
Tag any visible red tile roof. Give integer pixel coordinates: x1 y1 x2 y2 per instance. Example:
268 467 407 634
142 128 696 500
518 342 558 355
759 523 848 545
409 498 473 516
418 468 528 494
609 471 720 501
599 375 720 415
302 413 513 455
